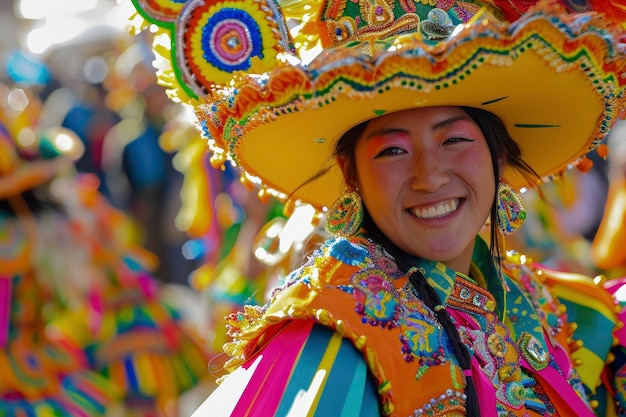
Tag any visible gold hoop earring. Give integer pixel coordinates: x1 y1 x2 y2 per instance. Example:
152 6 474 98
324 189 363 237
496 181 526 236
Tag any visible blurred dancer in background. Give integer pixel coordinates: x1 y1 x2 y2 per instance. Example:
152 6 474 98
0 77 211 416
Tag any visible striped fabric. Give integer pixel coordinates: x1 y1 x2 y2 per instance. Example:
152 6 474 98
538 264 619 391
193 320 380 417
0 346 121 417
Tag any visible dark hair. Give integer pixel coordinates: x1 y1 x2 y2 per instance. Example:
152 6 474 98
335 106 539 417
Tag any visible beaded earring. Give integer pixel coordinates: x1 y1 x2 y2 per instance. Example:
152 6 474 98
496 181 526 235
324 189 364 237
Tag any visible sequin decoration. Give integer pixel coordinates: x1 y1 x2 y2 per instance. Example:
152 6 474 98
131 0 292 101
325 190 364 237
180 0 289 93
518 331 549 371
420 8 455 40
497 182 527 235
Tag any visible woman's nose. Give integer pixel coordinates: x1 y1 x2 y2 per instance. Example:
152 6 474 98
409 153 449 192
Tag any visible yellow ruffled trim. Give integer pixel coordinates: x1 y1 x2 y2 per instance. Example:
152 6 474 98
222 278 394 413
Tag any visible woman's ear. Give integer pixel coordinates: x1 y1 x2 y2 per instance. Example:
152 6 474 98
337 156 358 190
497 157 507 179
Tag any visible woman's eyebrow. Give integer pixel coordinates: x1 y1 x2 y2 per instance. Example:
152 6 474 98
432 115 473 131
364 128 406 141
364 115 473 140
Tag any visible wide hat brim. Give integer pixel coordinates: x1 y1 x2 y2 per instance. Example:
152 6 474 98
197 7 626 212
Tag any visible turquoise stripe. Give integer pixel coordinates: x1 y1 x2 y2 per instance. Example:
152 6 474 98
505 280 546 349
274 324 334 416
61 376 106 414
314 336 368 417
560 299 614 358
360 366 379 417
344 360 369 417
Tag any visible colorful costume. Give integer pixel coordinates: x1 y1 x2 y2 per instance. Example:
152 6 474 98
127 0 626 415
196 233 621 416
44 173 211 417
0 82 210 416
0 87 122 416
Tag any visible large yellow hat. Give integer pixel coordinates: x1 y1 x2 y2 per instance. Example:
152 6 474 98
130 0 626 212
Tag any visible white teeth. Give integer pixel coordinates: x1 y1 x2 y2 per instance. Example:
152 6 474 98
413 199 458 219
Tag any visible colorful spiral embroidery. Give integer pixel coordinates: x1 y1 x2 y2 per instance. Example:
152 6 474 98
181 0 288 92
132 0 292 101
206 8 263 72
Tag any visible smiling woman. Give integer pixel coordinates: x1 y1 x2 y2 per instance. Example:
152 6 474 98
128 0 626 415
345 107 500 275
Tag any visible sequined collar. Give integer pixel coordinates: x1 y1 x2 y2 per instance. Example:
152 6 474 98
411 236 507 322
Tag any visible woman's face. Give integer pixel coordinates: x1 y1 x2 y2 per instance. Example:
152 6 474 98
353 106 496 273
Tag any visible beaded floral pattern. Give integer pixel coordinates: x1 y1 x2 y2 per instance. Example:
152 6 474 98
330 236 455 375
351 267 453 373
224 235 605 416
447 279 531 411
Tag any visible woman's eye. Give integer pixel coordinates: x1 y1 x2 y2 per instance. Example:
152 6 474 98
443 137 472 145
375 147 406 157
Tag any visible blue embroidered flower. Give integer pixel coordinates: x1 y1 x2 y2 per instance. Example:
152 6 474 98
352 269 401 329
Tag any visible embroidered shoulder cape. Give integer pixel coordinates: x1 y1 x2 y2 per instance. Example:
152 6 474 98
193 234 621 417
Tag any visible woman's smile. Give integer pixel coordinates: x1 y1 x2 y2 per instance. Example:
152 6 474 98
408 198 462 220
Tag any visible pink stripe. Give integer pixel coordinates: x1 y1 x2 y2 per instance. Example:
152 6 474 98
137 273 157 299
0 278 11 347
231 320 315 417
470 356 498 417
88 291 102 336
55 397 90 417
520 356 595 417
445 308 498 416
72 374 111 406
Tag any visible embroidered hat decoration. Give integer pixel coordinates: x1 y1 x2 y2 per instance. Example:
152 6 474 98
129 0 626 213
